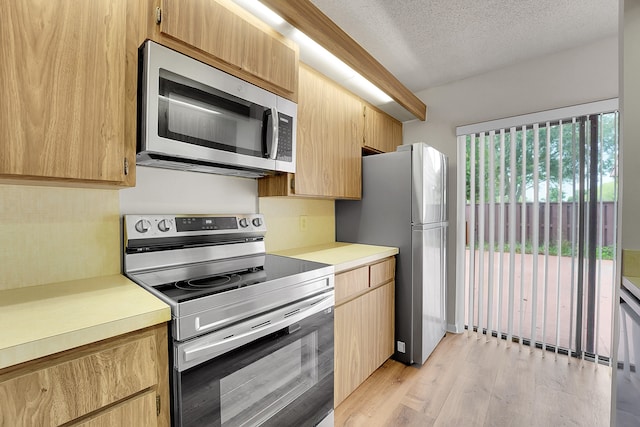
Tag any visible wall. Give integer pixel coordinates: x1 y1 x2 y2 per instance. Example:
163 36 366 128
0 184 120 290
403 36 619 332
622 1 640 251
0 166 331 290
259 198 335 252
119 166 258 214
120 167 333 252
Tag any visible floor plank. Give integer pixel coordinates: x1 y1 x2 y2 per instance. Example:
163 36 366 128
335 333 611 427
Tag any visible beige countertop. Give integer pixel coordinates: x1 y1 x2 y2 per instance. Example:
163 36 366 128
0 274 170 370
272 242 399 273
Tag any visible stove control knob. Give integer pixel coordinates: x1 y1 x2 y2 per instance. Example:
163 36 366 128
158 219 172 232
239 218 249 228
135 219 151 233
252 217 263 227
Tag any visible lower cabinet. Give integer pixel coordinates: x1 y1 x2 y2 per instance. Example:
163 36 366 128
74 391 159 427
334 257 395 407
0 323 170 427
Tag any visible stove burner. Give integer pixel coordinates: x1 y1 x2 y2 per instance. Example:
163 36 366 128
175 274 241 291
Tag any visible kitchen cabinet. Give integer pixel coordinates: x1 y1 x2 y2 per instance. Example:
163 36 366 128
258 65 404 199
258 64 364 199
363 104 403 154
0 0 135 186
0 323 170 427
146 0 298 101
334 257 395 406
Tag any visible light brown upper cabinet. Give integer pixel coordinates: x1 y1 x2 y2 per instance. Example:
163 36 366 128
363 104 403 154
258 64 363 199
0 0 133 186
151 0 298 101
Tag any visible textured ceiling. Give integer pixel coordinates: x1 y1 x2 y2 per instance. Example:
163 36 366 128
310 0 619 93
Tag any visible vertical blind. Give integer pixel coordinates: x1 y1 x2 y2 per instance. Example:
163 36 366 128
456 100 619 362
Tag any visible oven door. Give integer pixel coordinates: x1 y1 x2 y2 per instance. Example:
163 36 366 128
172 299 334 427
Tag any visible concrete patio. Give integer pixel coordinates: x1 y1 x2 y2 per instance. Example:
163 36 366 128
465 250 614 358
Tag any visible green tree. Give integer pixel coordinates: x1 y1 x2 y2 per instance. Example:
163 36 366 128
465 112 618 203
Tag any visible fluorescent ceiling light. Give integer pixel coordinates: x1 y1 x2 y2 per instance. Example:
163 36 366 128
349 73 393 104
289 29 356 81
233 0 284 27
232 0 393 106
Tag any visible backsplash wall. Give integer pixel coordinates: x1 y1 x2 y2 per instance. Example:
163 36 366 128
122 168 336 253
0 184 121 290
119 166 258 214
0 169 335 290
259 198 335 252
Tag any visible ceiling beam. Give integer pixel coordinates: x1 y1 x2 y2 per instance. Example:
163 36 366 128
260 0 427 121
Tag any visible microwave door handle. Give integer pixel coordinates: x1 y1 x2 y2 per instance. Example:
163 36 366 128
269 107 279 159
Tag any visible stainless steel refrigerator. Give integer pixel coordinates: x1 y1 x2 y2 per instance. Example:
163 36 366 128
336 142 447 365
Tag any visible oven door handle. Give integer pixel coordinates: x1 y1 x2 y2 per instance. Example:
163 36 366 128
178 292 333 371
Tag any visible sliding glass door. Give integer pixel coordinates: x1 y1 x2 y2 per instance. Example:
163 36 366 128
459 106 618 362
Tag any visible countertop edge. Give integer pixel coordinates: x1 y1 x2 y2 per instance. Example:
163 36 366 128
270 242 399 272
333 249 399 273
0 274 171 370
0 308 170 370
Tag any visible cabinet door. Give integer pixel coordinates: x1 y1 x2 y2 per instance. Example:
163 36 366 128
0 0 127 183
240 22 297 94
334 297 367 406
365 281 395 374
294 65 363 199
159 0 297 95
160 0 244 69
363 105 403 153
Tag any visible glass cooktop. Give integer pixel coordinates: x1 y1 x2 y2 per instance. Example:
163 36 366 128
131 254 331 304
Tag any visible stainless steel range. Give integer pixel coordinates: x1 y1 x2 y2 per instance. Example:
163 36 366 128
123 214 335 427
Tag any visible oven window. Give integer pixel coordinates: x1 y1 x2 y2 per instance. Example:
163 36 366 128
175 308 333 427
158 69 269 158
220 332 318 426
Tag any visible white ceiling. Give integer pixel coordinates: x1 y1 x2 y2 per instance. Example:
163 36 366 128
310 0 619 94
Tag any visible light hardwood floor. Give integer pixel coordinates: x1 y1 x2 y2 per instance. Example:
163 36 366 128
335 332 611 426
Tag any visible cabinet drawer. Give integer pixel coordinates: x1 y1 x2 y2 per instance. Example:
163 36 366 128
0 336 158 427
74 390 158 427
335 266 369 304
369 258 395 288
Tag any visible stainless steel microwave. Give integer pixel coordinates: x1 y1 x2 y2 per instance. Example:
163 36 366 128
138 41 296 178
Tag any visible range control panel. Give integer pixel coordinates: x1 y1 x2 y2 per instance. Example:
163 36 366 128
124 214 266 239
